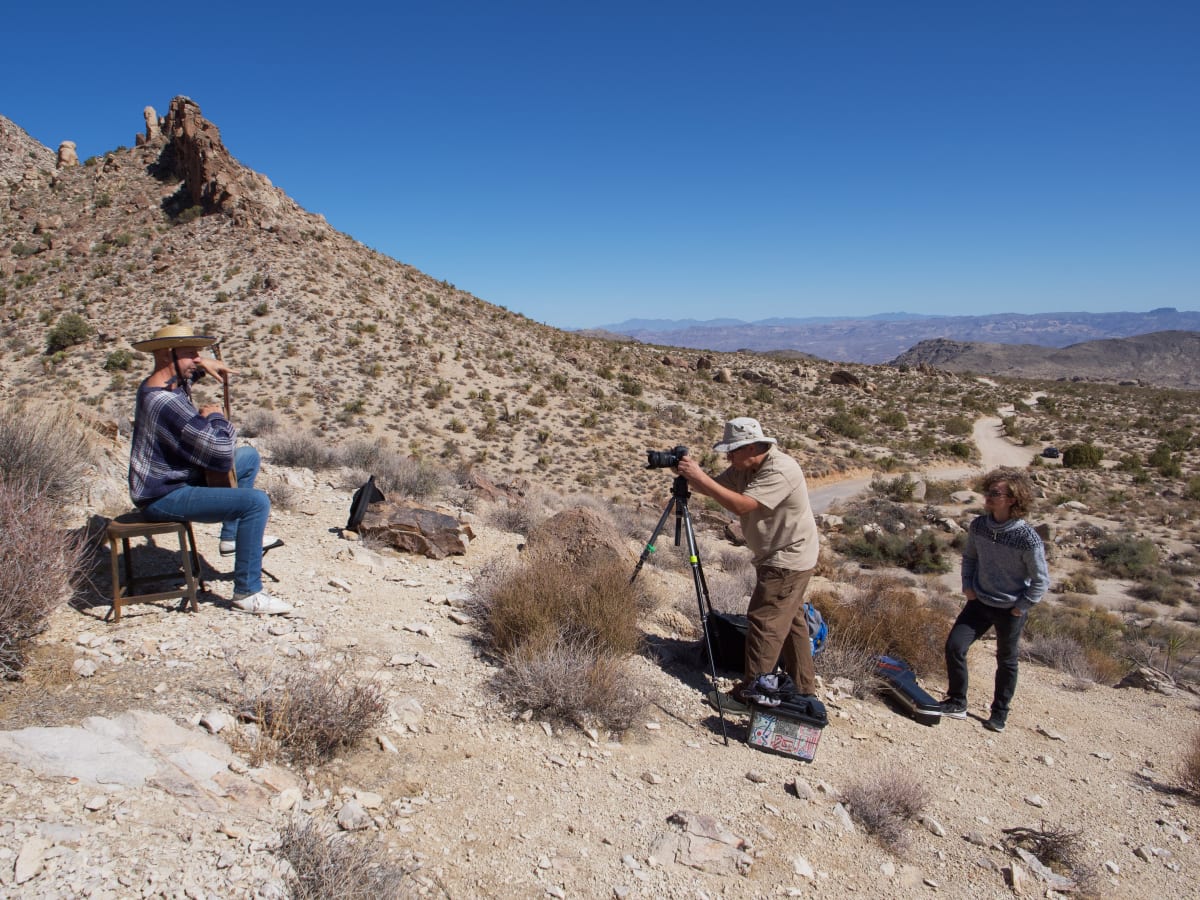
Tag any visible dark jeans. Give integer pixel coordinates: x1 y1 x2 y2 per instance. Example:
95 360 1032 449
945 599 1027 722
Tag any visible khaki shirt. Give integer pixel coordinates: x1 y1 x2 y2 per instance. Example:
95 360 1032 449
716 446 819 571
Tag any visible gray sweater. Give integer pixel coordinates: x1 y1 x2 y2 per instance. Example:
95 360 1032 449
961 515 1050 612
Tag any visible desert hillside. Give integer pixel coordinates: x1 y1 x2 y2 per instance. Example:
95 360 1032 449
2 99 1199 899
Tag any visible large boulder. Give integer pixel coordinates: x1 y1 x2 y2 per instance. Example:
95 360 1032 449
358 502 474 559
524 507 629 569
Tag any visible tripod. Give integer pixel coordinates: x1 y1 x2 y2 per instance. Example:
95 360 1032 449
631 475 730 745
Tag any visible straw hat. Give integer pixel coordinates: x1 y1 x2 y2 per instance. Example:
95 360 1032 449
131 323 217 353
712 417 777 453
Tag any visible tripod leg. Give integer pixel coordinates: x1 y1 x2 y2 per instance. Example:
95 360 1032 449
630 497 676 583
680 501 730 745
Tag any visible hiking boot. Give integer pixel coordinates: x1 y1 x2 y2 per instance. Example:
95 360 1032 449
939 699 968 719
982 716 1006 733
220 535 284 557
231 591 294 616
705 689 751 716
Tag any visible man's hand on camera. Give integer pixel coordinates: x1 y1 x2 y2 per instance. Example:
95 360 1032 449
675 455 701 481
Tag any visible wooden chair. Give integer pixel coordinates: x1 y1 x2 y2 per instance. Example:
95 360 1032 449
105 512 205 623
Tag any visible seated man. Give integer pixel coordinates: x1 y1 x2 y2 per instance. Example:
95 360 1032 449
128 323 291 615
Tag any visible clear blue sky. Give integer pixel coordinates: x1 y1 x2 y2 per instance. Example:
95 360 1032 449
4 1 1197 329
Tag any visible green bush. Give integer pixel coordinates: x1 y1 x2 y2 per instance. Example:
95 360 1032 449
1062 443 1103 469
1093 536 1159 579
103 349 134 371
826 412 865 439
45 313 91 352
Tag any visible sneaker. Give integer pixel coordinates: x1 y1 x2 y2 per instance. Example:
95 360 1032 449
939 699 968 719
982 716 1006 733
220 535 284 557
231 591 294 616
705 689 751 716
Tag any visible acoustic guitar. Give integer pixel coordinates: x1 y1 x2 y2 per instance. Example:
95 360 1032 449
204 343 238 488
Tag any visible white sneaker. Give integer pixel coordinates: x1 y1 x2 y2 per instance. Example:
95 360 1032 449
220 535 284 556
231 591 294 616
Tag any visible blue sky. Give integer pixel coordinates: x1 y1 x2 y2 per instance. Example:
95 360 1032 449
4 2 1197 329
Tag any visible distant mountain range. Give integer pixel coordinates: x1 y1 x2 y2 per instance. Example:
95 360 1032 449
589 309 1200 365
891 330 1200 391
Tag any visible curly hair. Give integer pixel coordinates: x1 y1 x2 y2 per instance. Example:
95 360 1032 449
979 467 1035 517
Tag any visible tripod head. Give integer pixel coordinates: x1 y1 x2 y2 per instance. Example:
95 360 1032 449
670 474 692 502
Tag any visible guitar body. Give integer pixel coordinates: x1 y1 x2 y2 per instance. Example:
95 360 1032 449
205 468 237 488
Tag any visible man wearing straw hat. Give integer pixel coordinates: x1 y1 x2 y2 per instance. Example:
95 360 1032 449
677 417 819 713
128 323 291 615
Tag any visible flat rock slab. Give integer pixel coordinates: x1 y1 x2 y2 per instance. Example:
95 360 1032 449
0 709 286 810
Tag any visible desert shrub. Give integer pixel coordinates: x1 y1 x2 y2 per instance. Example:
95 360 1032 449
1054 571 1097 595
103 348 134 371
473 559 641 659
813 635 878 697
878 409 907 429
269 432 338 470
944 440 972 459
229 663 387 765
338 439 385 471
1093 536 1159 579
1180 731 1200 802
1186 477 1200 502
840 526 949 575
279 818 416 899
870 473 917 502
1062 443 1103 469
374 453 451 500
818 573 951 673
944 415 972 436
1002 824 1093 889
45 313 91 352
493 636 644 731
470 559 644 729
0 479 85 678
842 770 928 851
238 407 279 438
825 412 865 439
0 401 92 504
1024 602 1127 683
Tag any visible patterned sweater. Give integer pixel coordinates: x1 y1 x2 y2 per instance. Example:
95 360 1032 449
128 381 236 506
961 515 1050 612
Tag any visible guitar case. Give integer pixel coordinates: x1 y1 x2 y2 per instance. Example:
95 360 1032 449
873 655 942 726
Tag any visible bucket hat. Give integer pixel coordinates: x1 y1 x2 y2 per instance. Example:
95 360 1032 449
132 323 218 353
712 417 777 453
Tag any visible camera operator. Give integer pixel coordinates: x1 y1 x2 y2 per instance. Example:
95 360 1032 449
675 417 819 712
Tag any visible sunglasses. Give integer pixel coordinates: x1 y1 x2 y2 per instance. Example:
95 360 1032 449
984 490 1013 499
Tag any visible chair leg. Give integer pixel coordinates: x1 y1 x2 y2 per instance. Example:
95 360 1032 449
184 522 206 596
107 536 123 623
177 526 199 614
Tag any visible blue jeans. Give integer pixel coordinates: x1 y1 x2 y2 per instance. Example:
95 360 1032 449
945 599 1027 723
143 447 269 595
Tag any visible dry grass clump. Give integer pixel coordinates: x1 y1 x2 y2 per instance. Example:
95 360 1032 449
842 770 928 851
228 662 387 765
1023 602 1128 684
819 573 951 674
814 637 879 697
0 478 84 679
278 818 416 899
494 636 645 731
1180 730 1200 802
0 401 93 505
1002 823 1094 889
270 431 339 470
470 558 644 730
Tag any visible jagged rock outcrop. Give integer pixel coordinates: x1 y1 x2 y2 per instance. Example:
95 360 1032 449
56 140 78 168
358 502 475 559
158 95 291 224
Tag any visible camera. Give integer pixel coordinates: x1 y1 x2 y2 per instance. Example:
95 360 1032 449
645 445 688 469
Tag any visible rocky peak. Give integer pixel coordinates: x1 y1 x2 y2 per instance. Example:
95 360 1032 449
156 96 292 225
0 114 56 187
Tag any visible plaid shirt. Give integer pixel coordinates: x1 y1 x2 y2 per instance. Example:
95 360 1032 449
128 381 236 506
